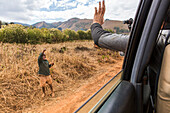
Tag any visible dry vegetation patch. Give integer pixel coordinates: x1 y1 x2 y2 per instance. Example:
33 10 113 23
0 41 122 112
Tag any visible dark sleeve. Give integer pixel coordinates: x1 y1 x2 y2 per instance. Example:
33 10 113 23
90 23 129 52
49 64 52 68
38 53 43 64
90 23 110 46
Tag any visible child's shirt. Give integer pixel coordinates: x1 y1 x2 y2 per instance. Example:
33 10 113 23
38 53 52 76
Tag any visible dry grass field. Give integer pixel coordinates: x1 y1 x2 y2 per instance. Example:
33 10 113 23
0 41 123 113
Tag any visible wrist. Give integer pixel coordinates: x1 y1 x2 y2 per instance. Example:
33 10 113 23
93 20 101 25
91 23 102 28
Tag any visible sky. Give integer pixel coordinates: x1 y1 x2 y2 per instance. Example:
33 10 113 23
0 0 140 25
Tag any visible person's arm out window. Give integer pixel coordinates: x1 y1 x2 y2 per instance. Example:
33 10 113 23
91 23 129 52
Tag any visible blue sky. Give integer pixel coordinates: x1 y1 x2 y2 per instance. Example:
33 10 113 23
0 0 140 25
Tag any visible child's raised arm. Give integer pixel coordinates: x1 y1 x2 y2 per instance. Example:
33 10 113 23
38 49 46 64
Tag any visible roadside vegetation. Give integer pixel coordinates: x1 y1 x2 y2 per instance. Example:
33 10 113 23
0 24 92 44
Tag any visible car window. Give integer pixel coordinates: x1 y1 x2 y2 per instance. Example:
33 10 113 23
0 0 139 112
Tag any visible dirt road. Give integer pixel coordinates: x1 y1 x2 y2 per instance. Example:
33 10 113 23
26 59 123 113
0 41 123 112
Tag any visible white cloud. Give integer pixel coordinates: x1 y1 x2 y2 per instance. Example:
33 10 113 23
76 0 89 4
105 0 139 20
0 0 140 24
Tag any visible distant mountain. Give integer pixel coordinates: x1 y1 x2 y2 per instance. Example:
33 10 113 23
52 22 63 28
14 18 128 31
32 21 55 29
57 18 93 31
102 19 128 31
13 22 30 26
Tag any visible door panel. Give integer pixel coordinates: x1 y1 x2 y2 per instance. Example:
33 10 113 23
97 81 135 113
75 71 122 113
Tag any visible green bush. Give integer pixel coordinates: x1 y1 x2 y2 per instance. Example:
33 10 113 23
1 24 28 43
77 30 87 40
49 28 63 43
63 29 79 41
85 29 92 40
0 29 3 42
27 28 42 44
62 34 69 42
41 28 51 43
0 24 93 44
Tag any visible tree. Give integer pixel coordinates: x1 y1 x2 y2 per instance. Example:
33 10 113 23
50 28 63 43
10 22 14 24
2 24 27 43
63 29 79 41
77 30 87 40
5 23 8 25
85 30 92 40
0 23 93 44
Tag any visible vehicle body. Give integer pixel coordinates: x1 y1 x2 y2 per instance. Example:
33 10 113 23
75 0 170 113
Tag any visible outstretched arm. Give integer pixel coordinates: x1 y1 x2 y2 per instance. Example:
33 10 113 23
91 0 129 52
38 49 46 63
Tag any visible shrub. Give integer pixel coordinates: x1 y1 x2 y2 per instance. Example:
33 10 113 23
85 29 92 40
0 29 3 42
77 30 87 40
49 28 63 43
63 29 79 41
0 24 93 44
1 24 28 43
27 28 42 44
41 28 51 43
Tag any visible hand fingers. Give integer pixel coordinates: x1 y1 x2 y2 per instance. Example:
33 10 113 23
95 7 97 15
98 1 101 13
102 0 105 16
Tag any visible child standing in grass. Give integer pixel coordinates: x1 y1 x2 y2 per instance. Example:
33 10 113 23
38 49 55 97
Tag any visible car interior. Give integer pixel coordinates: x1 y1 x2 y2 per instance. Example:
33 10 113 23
75 0 170 113
152 8 170 113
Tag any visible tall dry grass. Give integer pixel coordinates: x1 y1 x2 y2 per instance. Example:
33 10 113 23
0 41 121 112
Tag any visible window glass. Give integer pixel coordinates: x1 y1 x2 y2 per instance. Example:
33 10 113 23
0 0 140 112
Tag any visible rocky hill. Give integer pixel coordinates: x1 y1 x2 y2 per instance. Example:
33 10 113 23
32 18 128 31
8 18 129 31
32 21 54 29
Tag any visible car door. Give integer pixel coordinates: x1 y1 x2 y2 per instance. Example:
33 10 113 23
75 0 169 113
